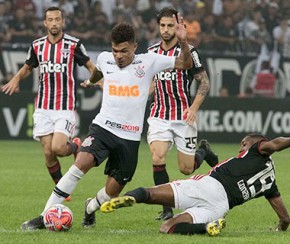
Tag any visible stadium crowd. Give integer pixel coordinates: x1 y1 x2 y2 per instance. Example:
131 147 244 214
0 0 289 97
0 0 288 55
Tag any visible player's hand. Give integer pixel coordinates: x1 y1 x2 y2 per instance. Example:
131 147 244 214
80 79 103 90
80 79 95 88
2 80 20 95
183 108 197 126
275 219 290 231
174 13 187 43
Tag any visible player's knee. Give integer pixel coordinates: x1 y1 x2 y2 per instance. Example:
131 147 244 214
159 222 173 234
151 151 166 164
51 144 66 156
179 165 194 175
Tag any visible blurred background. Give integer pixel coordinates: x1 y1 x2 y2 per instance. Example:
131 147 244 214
1 0 290 142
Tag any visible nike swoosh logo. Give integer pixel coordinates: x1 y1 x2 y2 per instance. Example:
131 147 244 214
106 71 114 74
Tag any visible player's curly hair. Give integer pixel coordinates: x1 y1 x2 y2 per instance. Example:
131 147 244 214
157 7 178 24
111 22 136 44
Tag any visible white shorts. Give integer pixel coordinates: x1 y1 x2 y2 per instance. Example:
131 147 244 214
33 109 76 141
147 117 197 155
170 175 229 223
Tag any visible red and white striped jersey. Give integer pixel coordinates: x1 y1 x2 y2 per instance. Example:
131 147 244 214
25 33 90 111
148 42 204 120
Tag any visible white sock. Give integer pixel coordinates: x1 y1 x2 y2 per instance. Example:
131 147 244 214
87 187 110 214
41 165 84 215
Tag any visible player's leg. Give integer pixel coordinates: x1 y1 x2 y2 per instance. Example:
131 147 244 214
198 139 219 167
161 177 226 236
39 134 63 184
160 212 226 236
82 176 125 228
147 118 174 220
175 121 218 172
51 111 81 158
82 129 139 227
101 183 175 212
150 140 174 220
21 151 95 230
174 121 202 174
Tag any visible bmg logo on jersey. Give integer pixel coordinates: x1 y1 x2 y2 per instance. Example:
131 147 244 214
105 120 140 132
40 61 67 73
109 85 140 97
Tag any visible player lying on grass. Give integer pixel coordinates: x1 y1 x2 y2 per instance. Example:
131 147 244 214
101 134 290 236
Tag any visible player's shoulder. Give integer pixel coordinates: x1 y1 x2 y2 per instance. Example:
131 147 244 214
98 51 112 59
147 42 161 52
97 51 115 64
63 33 80 43
32 35 47 46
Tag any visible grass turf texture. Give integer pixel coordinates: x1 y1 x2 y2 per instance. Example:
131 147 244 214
1 139 290 244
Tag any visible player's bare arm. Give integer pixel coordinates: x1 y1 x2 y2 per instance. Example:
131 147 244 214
81 62 104 89
267 196 290 231
173 13 192 70
259 137 290 155
183 71 209 125
2 64 33 95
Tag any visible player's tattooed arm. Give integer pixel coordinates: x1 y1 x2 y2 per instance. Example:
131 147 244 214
183 70 209 125
194 71 210 97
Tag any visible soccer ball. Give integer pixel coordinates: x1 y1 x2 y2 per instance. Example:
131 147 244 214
43 204 73 231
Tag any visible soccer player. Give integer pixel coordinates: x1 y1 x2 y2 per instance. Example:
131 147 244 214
21 13 193 230
147 7 218 220
2 7 99 194
101 134 290 236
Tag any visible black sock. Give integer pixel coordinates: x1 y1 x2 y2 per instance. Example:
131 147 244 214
168 222 206 235
125 187 150 203
194 148 206 171
153 164 169 185
47 161 62 184
153 164 171 212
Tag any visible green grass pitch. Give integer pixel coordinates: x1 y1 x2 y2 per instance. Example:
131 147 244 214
1 139 290 244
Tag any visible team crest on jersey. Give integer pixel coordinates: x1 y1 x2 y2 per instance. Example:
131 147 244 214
82 136 94 147
61 49 70 58
134 65 145 78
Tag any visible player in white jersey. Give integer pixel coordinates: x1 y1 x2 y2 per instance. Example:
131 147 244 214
21 13 193 230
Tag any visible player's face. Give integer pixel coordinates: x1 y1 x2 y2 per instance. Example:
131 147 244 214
44 10 64 37
239 136 255 152
112 41 137 68
159 17 176 43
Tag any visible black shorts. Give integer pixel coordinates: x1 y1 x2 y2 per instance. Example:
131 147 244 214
80 124 140 185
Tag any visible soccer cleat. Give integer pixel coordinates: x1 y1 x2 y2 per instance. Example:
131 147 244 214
198 139 219 167
21 215 45 231
82 198 96 228
206 218 226 236
72 137 82 161
155 209 174 221
100 196 136 213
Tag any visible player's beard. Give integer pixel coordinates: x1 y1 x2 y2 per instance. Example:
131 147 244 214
162 33 175 44
48 28 60 36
